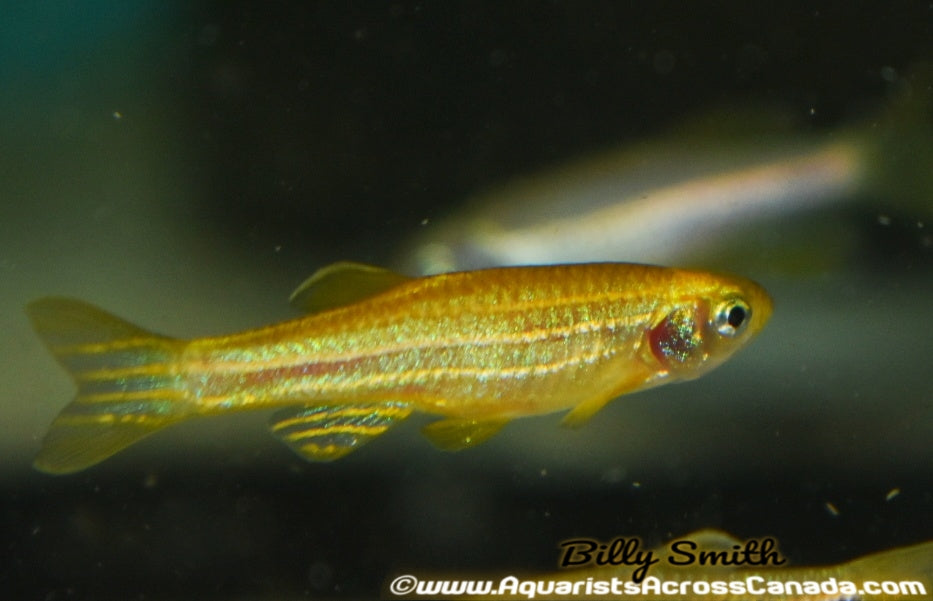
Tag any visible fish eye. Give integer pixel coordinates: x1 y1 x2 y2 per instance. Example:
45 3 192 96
714 299 750 337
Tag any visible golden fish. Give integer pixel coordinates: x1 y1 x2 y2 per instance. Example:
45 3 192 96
420 530 933 601
27 261 771 474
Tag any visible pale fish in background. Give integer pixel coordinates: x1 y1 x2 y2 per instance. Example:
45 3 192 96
401 73 933 276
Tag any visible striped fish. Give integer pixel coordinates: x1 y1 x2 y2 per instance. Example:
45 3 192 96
27 261 771 474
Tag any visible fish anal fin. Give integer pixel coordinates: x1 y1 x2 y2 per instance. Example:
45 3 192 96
421 417 509 451
269 402 412 462
289 262 412 314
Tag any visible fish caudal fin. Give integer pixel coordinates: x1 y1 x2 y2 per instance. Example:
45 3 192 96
26 297 189 474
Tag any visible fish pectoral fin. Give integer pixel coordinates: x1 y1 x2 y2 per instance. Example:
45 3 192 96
561 366 655 428
560 394 616 428
421 417 509 451
289 262 412 313
268 402 413 462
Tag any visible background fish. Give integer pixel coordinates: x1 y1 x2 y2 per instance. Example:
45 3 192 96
400 83 933 276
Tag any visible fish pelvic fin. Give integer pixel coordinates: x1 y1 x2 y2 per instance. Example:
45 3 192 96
421 417 510 451
26 297 190 475
269 402 413 462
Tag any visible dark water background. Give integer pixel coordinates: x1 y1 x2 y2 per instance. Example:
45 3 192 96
1 2 931 599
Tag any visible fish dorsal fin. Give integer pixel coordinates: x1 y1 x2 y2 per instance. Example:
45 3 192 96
421 417 510 451
289 262 412 314
268 402 412 462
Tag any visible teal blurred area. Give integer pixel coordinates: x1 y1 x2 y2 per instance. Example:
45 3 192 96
0 1 187 143
0 2 931 599
0 2 169 73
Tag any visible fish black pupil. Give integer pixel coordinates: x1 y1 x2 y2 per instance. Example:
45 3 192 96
727 306 746 329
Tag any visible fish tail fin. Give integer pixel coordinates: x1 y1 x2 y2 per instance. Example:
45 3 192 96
26 297 190 474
